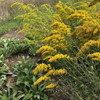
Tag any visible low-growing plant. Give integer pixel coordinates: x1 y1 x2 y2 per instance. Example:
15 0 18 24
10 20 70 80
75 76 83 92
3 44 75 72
11 56 50 100
0 38 28 58
0 55 11 99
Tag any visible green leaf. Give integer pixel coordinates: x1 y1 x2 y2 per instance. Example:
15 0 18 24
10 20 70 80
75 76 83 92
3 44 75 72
32 76 36 82
37 95 40 100
17 94 25 99
24 81 30 87
24 68 29 75
23 93 33 100
43 94 48 100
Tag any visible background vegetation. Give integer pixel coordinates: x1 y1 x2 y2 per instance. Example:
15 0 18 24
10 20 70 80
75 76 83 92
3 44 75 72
0 0 100 100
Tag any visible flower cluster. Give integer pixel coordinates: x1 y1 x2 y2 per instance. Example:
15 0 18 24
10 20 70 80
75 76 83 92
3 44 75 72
46 83 57 89
41 21 71 51
36 45 57 56
33 63 51 74
34 75 51 86
73 20 100 44
48 54 72 62
56 1 74 20
76 39 100 59
67 10 92 22
88 52 100 61
33 63 67 88
45 69 67 76
50 21 71 36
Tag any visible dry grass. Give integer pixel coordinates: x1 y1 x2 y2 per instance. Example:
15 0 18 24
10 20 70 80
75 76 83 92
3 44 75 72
0 0 26 19
0 0 58 20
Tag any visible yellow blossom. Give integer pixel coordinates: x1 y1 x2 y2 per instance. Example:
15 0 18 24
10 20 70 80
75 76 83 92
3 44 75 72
46 83 57 89
50 21 71 36
67 10 92 22
43 56 53 61
73 20 100 44
33 63 51 74
48 54 72 62
88 52 100 61
76 39 100 60
53 14 62 22
36 45 57 55
34 75 51 85
45 69 67 76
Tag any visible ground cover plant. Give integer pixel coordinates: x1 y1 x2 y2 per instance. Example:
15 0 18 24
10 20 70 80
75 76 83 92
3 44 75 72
0 38 28 58
0 0 100 100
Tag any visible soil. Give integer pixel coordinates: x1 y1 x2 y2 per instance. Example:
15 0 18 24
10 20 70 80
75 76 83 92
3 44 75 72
1 27 25 40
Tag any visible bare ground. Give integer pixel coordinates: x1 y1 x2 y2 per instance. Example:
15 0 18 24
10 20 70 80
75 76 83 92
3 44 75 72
1 27 25 40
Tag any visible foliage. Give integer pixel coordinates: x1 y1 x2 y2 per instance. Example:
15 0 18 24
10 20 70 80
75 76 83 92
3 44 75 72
11 2 56 55
31 0 100 99
1 0 100 99
0 38 28 58
0 55 11 99
10 56 50 100
57 59 100 100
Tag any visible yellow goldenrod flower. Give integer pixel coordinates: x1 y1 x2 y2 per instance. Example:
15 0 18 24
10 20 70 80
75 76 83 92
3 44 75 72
41 34 64 43
64 5 74 15
88 52 100 61
46 83 57 89
49 30 60 36
53 69 67 76
56 1 74 19
53 43 68 50
50 21 71 36
67 10 92 21
36 45 57 55
34 75 51 85
43 56 53 61
76 39 100 60
33 63 51 74
45 69 67 76
53 14 62 22
73 20 100 44
56 1 67 19
48 54 72 62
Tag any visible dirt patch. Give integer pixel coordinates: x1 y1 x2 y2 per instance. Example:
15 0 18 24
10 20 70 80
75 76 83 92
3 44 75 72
6 53 28 67
1 27 25 40
6 53 41 68
6 76 16 87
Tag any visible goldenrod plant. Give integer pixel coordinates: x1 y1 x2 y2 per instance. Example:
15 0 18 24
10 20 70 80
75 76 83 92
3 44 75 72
33 63 67 88
11 2 55 54
3 0 99 99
